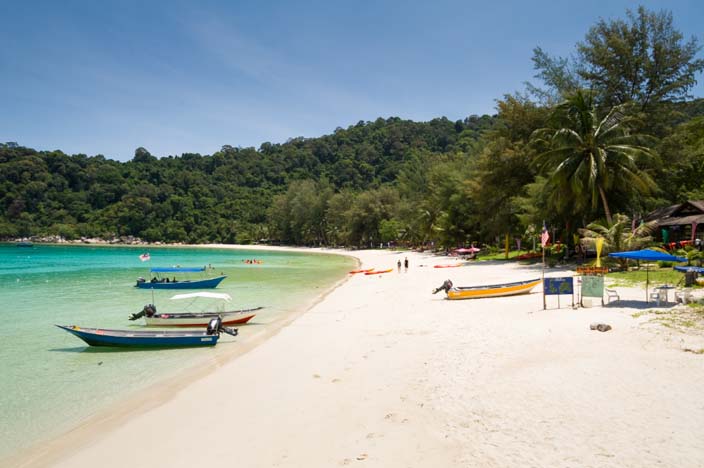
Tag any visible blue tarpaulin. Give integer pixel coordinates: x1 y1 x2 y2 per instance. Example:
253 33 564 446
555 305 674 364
608 249 685 262
608 249 686 302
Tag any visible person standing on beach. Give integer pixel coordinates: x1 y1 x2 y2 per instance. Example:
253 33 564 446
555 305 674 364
404 257 409 271
397 259 402 272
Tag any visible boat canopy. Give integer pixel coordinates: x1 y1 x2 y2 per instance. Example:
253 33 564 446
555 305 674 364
150 267 206 273
170 292 232 301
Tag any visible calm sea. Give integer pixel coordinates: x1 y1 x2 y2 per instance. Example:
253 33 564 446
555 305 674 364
0 244 354 459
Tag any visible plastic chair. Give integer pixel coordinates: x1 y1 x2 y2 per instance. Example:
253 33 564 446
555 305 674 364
605 288 620 304
675 289 693 304
649 291 662 305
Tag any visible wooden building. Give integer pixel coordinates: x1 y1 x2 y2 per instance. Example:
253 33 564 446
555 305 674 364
643 200 704 248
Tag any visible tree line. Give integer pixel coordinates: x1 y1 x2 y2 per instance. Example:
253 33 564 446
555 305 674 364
2 7 704 250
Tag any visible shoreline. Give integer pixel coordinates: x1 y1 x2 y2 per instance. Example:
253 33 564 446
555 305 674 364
5 244 358 468
7 248 704 468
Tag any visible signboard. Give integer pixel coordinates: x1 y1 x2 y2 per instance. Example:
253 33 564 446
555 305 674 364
543 277 574 295
581 275 604 298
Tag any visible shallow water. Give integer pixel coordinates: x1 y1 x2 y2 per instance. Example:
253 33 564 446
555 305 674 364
0 244 354 459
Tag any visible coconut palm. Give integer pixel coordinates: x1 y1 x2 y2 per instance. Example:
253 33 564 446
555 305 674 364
532 90 657 224
578 213 656 269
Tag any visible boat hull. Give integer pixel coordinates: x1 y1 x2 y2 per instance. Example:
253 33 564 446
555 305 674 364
446 279 541 300
56 325 220 347
143 307 261 327
364 268 393 275
135 276 227 289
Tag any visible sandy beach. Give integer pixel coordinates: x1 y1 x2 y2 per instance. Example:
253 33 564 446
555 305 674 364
9 248 704 468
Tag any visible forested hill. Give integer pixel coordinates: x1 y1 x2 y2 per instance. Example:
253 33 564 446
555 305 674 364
0 115 496 244
5 6 704 250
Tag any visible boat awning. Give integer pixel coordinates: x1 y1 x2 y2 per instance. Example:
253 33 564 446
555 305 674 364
151 267 206 273
170 292 232 301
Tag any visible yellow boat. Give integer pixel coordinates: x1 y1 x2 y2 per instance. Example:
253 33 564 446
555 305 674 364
445 278 541 300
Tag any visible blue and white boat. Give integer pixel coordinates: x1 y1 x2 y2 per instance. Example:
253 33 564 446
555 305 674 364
56 317 237 348
135 266 227 289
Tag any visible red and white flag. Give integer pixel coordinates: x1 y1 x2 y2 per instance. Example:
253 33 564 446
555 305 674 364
139 253 151 262
540 224 550 248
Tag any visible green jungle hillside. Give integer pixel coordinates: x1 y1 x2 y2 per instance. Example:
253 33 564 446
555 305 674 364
3 7 704 249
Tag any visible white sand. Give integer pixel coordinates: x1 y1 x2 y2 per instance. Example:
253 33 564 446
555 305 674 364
10 249 704 468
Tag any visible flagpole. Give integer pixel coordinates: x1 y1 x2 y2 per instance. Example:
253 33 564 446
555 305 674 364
542 245 546 310
542 222 547 310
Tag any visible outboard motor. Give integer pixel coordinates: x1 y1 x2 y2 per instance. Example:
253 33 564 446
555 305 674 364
144 304 156 317
206 316 239 337
432 279 454 294
129 304 157 321
207 317 222 335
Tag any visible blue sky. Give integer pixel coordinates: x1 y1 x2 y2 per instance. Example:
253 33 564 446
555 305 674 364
2 0 703 161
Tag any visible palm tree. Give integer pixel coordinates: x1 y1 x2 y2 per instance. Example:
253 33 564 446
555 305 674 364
532 90 657 224
578 213 656 270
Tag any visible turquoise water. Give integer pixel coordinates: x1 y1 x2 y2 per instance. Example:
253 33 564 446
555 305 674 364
0 244 354 459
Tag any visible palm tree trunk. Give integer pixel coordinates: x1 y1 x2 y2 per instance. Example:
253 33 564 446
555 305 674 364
598 186 613 224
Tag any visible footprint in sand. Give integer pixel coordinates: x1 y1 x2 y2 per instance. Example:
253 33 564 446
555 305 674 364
313 374 321 379
331 378 341 383
356 453 368 460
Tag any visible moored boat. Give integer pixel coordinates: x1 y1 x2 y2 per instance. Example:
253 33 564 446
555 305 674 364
434 278 541 300
129 292 261 327
136 267 226 289
364 268 393 275
56 317 238 348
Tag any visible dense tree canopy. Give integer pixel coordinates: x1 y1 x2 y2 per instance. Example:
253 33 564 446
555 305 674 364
1 7 703 250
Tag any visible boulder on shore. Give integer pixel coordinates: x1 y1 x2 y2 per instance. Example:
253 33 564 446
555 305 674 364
590 322 612 332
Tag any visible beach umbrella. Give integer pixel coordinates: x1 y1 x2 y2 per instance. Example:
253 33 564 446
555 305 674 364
608 249 686 301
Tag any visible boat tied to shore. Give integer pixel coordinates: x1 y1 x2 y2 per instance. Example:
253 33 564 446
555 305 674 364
136 266 227 289
432 278 541 300
56 316 238 348
129 292 261 326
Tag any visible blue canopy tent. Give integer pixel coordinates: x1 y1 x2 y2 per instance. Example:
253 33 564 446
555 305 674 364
608 249 686 301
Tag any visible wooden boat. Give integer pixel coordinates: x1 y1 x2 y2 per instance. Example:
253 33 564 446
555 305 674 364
445 278 541 300
136 267 226 289
350 268 374 274
56 317 238 348
434 263 464 268
129 292 261 327
364 268 393 275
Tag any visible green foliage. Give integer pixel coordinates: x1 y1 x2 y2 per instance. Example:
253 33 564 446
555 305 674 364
578 213 656 269
532 90 657 224
577 6 704 111
1 7 703 250
607 267 683 287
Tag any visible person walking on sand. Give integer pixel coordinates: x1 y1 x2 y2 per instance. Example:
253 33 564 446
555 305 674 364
404 257 409 271
397 259 402 272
